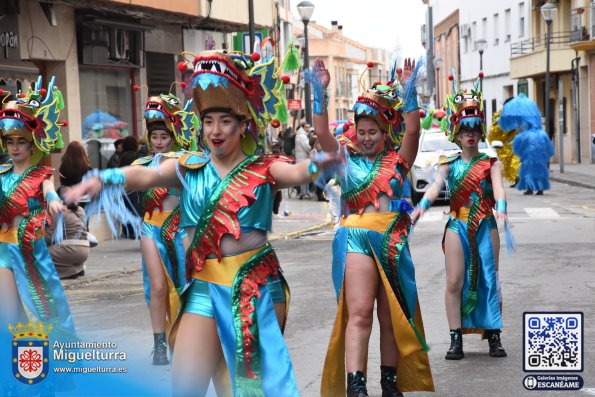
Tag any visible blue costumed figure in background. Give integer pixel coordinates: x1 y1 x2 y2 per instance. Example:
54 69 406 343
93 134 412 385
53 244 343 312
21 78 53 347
499 93 554 195
311 58 434 397
65 48 344 397
0 77 75 393
132 86 199 365
412 69 513 361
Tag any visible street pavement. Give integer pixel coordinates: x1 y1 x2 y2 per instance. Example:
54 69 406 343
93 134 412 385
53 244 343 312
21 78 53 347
61 167 595 396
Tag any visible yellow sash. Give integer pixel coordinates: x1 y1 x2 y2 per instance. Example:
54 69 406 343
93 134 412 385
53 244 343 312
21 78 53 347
143 210 172 227
0 228 43 244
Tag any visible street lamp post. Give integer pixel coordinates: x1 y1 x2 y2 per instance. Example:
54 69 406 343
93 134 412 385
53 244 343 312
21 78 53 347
433 57 443 106
297 1 315 124
475 39 487 92
541 2 557 141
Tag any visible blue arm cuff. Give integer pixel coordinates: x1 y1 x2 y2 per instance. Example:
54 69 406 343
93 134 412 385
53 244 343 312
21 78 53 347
418 197 431 211
46 191 61 204
496 199 507 213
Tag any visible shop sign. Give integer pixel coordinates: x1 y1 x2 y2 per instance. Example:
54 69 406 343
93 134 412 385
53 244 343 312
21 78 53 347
0 15 20 60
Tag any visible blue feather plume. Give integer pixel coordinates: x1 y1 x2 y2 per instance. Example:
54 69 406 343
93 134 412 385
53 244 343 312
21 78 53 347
403 58 424 112
504 221 517 254
303 68 325 115
51 212 65 245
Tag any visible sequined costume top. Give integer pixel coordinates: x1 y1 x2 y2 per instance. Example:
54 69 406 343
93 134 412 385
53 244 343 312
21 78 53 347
177 152 291 273
339 138 408 214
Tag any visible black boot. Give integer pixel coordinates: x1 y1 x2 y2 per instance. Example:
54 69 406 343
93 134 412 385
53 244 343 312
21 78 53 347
445 328 464 360
152 332 169 365
380 366 403 397
486 329 507 357
347 371 368 397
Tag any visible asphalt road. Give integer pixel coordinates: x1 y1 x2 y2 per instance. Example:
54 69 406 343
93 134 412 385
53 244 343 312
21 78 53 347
65 181 595 396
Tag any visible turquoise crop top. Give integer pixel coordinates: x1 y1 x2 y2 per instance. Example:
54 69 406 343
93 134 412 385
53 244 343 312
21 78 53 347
179 155 273 232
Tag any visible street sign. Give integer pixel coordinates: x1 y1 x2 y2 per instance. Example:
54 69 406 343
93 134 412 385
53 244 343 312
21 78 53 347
287 99 302 110
242 32 263 53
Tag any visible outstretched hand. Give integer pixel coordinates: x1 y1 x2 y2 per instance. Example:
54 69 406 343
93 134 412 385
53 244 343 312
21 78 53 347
314 58 330 89
397 58 416 85
410 207 424 225
63 177 103 204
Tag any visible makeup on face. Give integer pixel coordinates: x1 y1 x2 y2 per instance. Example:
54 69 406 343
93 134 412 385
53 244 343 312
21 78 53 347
356 118 385 157
150 129 173 153
203 112 245 157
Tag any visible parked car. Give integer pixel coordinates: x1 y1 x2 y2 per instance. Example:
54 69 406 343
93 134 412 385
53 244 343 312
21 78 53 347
409 128 499 205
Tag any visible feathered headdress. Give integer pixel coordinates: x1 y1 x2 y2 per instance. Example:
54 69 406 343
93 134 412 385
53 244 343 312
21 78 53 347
350 58 423 146
0 76 65 164
441 68 486 145
178 49 284 155
499 93 542 132
137 83 199 152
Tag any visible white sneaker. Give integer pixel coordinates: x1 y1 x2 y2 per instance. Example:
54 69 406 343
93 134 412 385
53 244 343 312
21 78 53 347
87 233 98 247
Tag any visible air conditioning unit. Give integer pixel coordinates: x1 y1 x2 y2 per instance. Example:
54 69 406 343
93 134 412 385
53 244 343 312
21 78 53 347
460 24 471 38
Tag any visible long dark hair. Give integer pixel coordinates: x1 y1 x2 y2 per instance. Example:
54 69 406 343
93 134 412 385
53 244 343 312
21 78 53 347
59 141 91 186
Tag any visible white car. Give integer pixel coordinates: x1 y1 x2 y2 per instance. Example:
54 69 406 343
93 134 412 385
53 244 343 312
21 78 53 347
409 128 499 205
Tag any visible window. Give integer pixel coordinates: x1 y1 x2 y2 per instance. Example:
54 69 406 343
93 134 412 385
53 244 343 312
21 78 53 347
494 13 499 45
492 99 497 117
505 9 511 42
482 17 488 42
519 2 526 37
464 36 469 53
472 21 477 44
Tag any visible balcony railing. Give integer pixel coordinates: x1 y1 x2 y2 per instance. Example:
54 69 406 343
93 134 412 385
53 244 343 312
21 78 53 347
510 31 572 57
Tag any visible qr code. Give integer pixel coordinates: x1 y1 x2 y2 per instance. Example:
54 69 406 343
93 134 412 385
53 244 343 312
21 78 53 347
524 312 583 372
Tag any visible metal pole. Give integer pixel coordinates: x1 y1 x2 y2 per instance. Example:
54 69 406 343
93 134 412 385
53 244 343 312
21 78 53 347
436 67 440 106
303 21 312 125
558 77 564 174
572 55 581 163
479 50 483 92
248 0 255 52
545 20 552 140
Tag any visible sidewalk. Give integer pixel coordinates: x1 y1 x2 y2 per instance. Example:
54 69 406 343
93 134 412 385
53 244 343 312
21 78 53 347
549 162 595 190
63 193 330 287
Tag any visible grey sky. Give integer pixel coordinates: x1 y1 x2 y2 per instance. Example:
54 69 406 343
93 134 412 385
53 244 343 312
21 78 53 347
294 0 427 57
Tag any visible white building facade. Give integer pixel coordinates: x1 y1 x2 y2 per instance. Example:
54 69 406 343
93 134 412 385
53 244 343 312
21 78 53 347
458 0 533 127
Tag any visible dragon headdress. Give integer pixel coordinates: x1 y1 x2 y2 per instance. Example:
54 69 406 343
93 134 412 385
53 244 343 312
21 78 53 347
0 76 65 164
179 49 284 155
352 83 404 145
441 68 485 145
141 89 199 152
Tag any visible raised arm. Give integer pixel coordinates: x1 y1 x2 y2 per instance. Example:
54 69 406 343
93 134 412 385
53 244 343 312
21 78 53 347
396 58 421 170
311 58 340 153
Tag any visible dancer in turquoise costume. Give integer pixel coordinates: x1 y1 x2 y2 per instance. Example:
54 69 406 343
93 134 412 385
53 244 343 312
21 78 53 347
310 58 434 397
412 70 510 360
66 49 342 397
499 93 554 195
132 87 199 365
0 76 74 337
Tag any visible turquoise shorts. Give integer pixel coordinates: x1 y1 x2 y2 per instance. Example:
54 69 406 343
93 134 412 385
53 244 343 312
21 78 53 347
184 277 286 318
446 216 497 234
345 227 374 257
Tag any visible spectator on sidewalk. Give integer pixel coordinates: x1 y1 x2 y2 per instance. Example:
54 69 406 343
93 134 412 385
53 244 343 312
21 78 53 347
295 122 311 198
282 126 295 156
107 138 124 168
45 203 90 280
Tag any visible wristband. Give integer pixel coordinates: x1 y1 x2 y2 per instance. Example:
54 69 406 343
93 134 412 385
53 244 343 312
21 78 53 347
418 197 431 211
46 191 61 204
84 168 126 186
307 160 319 178
495 199 507 213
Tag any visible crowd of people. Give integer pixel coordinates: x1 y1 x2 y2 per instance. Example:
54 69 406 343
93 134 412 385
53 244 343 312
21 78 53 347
0 45 555 397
